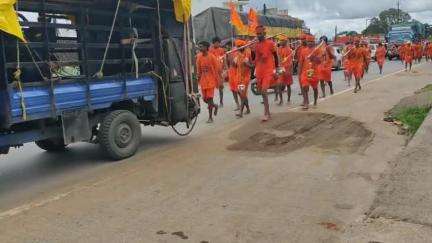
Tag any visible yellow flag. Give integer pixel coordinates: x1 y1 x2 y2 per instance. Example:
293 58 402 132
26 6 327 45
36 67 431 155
173 0 191 23
0 0 25 41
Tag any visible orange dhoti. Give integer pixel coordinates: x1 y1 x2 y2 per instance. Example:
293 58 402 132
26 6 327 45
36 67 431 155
279 72 293 85
351 62 364 80
317 63 332 82
300 69 319 89
228 67 238 92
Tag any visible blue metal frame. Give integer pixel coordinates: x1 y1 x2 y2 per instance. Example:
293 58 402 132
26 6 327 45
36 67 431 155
8 76 157 125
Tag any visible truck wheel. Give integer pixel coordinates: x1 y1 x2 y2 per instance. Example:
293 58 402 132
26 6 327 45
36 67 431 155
35 138 67 152
251 82 260 96
99 110 141 160
0 146 10 154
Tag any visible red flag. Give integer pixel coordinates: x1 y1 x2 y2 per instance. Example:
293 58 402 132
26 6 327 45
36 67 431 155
248 8 259 36
229 2 247 34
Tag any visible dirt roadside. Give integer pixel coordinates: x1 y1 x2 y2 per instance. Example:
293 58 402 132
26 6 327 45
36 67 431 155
0 63 431 242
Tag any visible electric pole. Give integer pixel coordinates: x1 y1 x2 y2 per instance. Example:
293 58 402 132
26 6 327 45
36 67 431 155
397 0 400 24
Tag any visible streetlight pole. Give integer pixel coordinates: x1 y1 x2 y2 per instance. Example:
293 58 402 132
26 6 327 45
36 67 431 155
365 18 372 31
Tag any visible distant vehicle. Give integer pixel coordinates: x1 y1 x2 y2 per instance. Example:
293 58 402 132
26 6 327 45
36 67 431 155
387 44 400 60
370 44 378 61
331 45 343 70
387 21 426 45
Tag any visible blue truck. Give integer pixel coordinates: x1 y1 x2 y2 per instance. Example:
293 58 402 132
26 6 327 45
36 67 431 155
387 21 426 44
0 0 199 160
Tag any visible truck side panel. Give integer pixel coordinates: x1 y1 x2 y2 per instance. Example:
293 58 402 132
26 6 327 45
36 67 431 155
9 77 157 124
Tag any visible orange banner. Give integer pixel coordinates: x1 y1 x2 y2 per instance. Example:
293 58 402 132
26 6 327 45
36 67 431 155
229 2 247 34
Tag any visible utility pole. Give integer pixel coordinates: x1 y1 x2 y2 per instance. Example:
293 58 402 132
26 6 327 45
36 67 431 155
397 0 400 24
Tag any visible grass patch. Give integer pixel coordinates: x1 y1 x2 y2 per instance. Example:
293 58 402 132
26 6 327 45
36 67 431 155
420 84 432 93
394 106 431 135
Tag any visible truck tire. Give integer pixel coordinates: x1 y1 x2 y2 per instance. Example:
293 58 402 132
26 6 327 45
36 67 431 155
99 110 141 160
0 146 10 154
251 82 260 96
35 138 67 152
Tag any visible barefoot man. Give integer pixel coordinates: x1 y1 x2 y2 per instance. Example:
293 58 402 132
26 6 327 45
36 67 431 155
233 39 253 118
298 34 320 110
196 41 219 123
209 37 226 107
277 35 294 104
403 41 414 72
376 42 386 74
253 25 279 121
317 35 335 98
347 38 367 93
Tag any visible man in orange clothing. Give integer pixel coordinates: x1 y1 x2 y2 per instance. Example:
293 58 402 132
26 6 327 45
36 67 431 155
277 36 293 104
298 34 320 110
209 37 226 107
398 44 405 64
360 40 371 76
403 41 415 72
416 41 423 63
427 42 432 61
233 39 253 118
347 38 367 93
296 37 308 95
317 36 335 98
376 43 387 74
343 41 354 86
227 51 241 111
253 25 279 121
196 41 220 123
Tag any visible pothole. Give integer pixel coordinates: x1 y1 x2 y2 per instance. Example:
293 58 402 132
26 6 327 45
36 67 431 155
228 112 374 154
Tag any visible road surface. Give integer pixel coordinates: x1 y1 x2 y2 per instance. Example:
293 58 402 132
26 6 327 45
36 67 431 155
0 60 431 242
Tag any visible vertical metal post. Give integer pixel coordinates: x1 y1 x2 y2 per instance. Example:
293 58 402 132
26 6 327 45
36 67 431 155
79 7 91 110
42 0 56 117
0 35 12 127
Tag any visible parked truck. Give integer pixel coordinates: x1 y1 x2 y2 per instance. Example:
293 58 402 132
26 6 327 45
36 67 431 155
387 21 425 44
0 0 199 160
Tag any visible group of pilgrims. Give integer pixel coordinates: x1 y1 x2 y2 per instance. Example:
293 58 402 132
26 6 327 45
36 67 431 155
195 25 432 123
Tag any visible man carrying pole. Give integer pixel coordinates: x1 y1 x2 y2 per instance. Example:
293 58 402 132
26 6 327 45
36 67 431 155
253 25 279 122
317 36 335 98
298 34 321 110
196 41 220 123
209 37 226 107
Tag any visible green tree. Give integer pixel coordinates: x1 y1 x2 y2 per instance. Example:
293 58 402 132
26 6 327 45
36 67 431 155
379 8 411 27
346 31 358 36
362 17 388 35
363 8 412 35
425 24 432 38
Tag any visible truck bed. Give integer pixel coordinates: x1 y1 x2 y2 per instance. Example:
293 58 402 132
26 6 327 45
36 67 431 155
6 77 157 125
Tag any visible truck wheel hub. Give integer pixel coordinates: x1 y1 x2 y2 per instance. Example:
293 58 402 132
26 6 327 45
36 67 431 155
116 123 132 147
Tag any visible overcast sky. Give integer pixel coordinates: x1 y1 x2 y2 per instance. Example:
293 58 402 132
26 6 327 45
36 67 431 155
192 0 432 36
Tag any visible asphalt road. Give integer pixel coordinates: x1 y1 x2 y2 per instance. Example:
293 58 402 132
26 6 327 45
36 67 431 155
0 60 408 211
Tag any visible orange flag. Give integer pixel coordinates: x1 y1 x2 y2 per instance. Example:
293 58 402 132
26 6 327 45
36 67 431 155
248 8 259 36
229 2 247 34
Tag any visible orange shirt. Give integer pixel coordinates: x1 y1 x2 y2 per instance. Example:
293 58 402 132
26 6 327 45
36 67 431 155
348 47 366 65
233 50 252 86
196 52 219 90
278 45 293 72
403 45 414 59
427 44 432 55
298 46 320 84
376 46 386 61
209 46 225 61
254 39 277 79
209 46 225 72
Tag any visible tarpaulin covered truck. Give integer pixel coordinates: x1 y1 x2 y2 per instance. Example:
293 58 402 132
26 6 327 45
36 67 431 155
0 0 199 160
193 7 306 42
